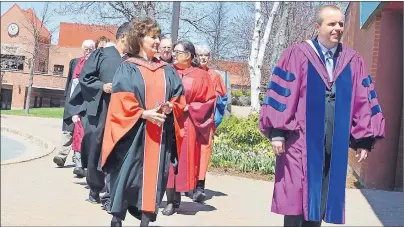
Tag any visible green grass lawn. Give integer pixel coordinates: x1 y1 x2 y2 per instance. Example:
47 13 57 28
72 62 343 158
1 108 64 118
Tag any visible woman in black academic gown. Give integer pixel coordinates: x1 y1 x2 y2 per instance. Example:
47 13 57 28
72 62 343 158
101 18 186 227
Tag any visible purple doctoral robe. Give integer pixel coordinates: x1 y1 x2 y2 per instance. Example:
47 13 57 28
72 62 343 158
259 40 385 224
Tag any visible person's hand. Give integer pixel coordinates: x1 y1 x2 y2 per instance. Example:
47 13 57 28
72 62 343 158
356 148 368 163
103 83 112 93
184 105 189 112
141 106 167 126
160 101 173 115
72 115 80 123
271 140 285 156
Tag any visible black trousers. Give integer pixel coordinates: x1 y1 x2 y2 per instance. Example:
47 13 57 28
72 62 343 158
284 215 322 227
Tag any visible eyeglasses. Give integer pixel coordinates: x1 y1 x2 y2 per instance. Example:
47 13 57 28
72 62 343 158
172 50 188 55
160 46 172 50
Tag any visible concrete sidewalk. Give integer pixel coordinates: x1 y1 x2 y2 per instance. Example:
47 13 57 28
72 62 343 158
1 114 403 226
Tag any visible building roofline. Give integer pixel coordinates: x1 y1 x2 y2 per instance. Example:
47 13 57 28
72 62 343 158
59 22 119 28
1 3 22 19
361 2 389 29
1 3 51 36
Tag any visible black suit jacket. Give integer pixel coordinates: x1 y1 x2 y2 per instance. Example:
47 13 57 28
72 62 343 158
62 57 80 132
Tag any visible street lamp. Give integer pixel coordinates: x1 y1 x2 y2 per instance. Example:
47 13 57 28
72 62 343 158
171 2 181 43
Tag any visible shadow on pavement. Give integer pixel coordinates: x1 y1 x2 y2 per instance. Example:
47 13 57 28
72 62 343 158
359 189 403 226
159 201 216 216
205 188 228 200
54 164 75 168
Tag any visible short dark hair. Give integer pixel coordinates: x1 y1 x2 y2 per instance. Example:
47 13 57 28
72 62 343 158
126 18 161 55
116 22 130 40
173 40 200 67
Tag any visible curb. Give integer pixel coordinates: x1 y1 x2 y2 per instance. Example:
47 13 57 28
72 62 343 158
1 127 56 165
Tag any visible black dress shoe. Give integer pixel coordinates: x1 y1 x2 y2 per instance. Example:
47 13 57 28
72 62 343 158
102 200 111 213
53 156 65 167
161 203 178 216
111 216 122 227
73 167 85 178
192 189 207 203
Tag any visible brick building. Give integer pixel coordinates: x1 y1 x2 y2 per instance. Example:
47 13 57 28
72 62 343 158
0 4 118 109
344 2 403 191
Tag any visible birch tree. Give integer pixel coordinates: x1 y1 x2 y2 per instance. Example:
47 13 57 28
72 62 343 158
268 2 290 70
248 2 280 112
23 3 57 113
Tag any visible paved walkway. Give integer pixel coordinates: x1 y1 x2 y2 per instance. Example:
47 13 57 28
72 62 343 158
1 114 403 226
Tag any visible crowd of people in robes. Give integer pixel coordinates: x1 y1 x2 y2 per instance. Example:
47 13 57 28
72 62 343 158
53 4 386 227
54 17 227 227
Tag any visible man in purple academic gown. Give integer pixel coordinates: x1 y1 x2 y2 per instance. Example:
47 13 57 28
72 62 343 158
259 5 385 226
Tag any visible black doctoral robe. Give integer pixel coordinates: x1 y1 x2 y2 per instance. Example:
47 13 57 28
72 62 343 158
101 57 186 222
62 58 80 132
67 46 124 193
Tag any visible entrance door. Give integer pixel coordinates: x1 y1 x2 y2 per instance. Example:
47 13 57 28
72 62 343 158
1 88 13 110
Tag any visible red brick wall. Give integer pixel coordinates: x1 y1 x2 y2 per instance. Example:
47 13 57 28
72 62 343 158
344 3 404 190
344 3 380 178
396 118 404 190
2 70 67 109
1 4 37 73
363 10 403 190
48 45 83 76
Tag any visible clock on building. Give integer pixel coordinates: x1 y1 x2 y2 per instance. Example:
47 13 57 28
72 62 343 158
8 23 19 37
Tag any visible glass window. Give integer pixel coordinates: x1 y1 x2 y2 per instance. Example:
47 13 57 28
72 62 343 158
53 64 64 75
0 54 25 71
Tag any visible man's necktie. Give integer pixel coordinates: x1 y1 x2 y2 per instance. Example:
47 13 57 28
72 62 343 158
325 50 333 82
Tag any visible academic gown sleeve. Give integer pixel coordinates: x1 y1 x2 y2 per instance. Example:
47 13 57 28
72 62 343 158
101 63 144 168
187 71 217 144
64 59 75 98
79 49 105 116
165 67 186 159
212 71 228 129
350 56 385 150
259 46 302 140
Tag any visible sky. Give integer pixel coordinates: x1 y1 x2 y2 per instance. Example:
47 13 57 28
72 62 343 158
1 1 249 45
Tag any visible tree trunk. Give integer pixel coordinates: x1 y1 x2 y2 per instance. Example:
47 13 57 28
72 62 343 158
24 57 35 114
270 2 289 69
250 2 280 112
248 2 263 113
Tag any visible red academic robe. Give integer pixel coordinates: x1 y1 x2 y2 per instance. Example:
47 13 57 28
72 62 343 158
167 66 216 192
70 56 87 152
198 68 227 180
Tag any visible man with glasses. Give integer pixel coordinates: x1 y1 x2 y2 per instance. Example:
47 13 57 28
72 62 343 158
158 37 173 63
